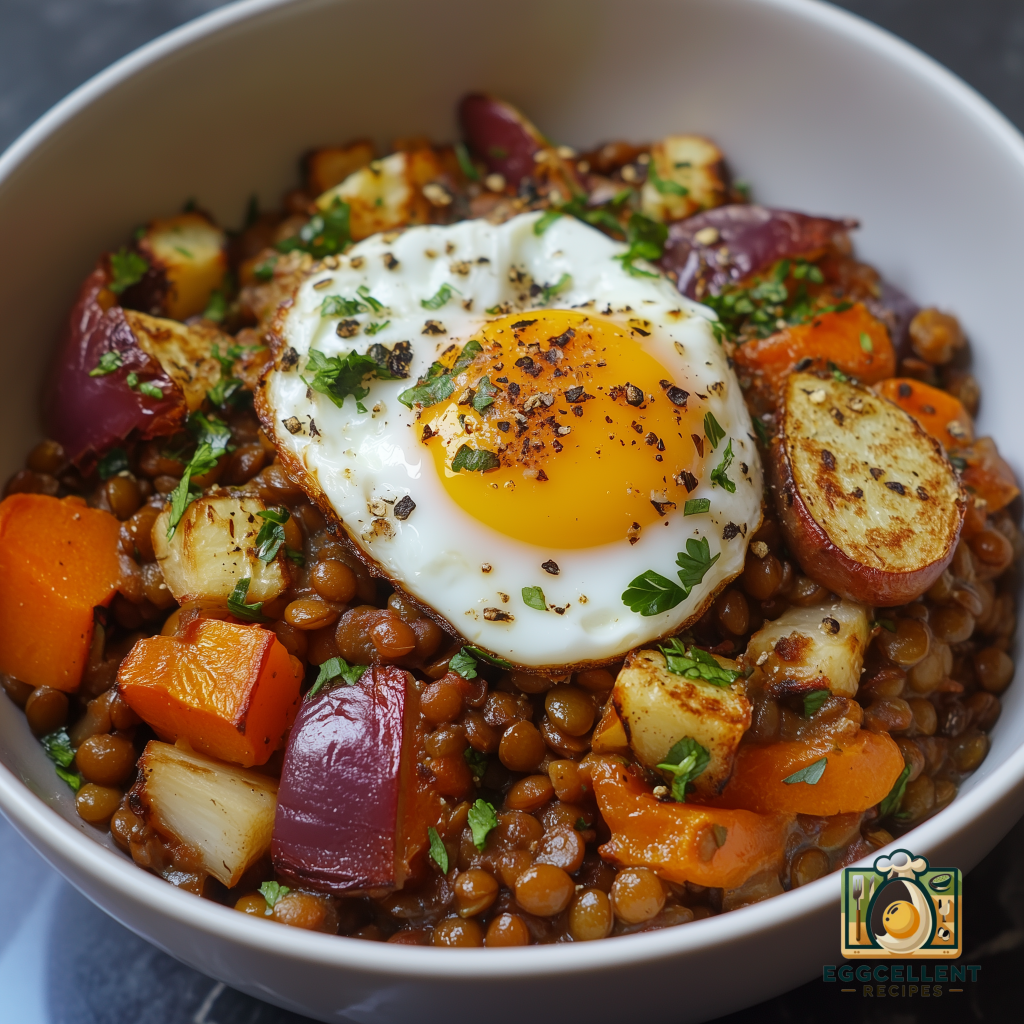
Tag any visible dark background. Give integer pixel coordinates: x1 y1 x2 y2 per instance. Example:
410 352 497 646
1 1 1023 1021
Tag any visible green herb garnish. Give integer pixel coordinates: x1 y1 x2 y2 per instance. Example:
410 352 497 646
647 162 688 197
802 689 830 718
879 763 913 819
463 747 488 780
710 438 736 493
454 142 479 181
540 273 572 303
656 737 710 801
165 441 225 540
783 757 828 786
203 289 228 323
226 577 265 622
465 645 513 669
449 648 478 679
302 347 397 413
89 350 123 377
428 827 449 872
421 282 460 310
253 256 277 281
621 570 686 617
253 507 292 563
396 338 483 409
859 332 873 353
871 618 897 633
365 320 390 336
41 729 75 768
306 656 367 700
451 445 501 473
659 638 739 687
704 412 726 450
276 197 350 258
97 448 129 480
108 248 149 294
614 212 667 278
522 586 547 611
683 498 710 516
467 799 498 851
259 881 291 911
675 536 722 592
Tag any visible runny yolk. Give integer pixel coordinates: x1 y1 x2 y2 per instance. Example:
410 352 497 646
421 310 707 548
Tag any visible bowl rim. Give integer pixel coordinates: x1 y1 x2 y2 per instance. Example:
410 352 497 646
3 0 1024 979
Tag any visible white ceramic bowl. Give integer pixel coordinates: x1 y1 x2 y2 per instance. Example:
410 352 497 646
2 0 1024 1020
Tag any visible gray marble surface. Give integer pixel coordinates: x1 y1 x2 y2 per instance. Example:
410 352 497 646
1 1 1023 1021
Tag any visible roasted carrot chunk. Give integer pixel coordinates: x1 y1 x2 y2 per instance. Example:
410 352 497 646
590 758 792 890
733 303 895 406
117 617 302 767
950 436 1021 514
591 704 630 755
875 378 973 449
0 494 121 692
710 729 904 816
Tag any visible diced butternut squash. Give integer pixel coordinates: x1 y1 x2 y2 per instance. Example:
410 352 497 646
591 758 792 890
306 140 375 195
122 311 224 412
153 496 289 605
137 212 227 320
875 378 973 449
117 617 302 766
129 740 277 887
742 599 870 698
612 648 750 798
711 729 904 816
0 494 121 692
641 135 728 223
591 705 630 755
733 303 895 407
950 436 1020 513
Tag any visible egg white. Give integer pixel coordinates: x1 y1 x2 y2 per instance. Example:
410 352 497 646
262 212 763 668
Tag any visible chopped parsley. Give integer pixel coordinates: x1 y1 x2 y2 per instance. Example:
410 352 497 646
871 618 897 633
97 447 129 480
448 648 478 679
683 498 710 515
108 248 149 294
226 577 265 622
451 445 501 473
41 729 82 791
165 441 226 540
465 645 513 669
622 536 721 616
472 375 498 412
615 212 667 278
540 273 572 302
463 747 488 780
467 799 498 851
253 256 277 281
647 162 688 197
879 762 913 819
397 339 483 409
276 197 350 258
306 656 367 700
783 757 828 786
203 289 228 323
56 766 83 792
137 381 164 399
454 142 480 181
364 320 390 335
533 188 631 238
710 438 736 493
188 410 232 451
89 350 123 377
656 737 710 801
752 416 772 446
675 536 722 591
421 283 460 310
259 881 290 911
522 586 547 611
659 638 739 687
428 827 449 873
302 347 397 413
859 331 873 353
254 507 303 564
704 412 726 450
802 689 831 718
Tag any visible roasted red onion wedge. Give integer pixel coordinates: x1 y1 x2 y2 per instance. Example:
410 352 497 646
458 93 548 187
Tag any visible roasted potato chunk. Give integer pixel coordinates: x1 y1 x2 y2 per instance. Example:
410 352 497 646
153 496 289 605
612 648 751 799
128 740 277 887
306 139 375 195
742 599 871 698
641 135 728 223
770 373 965 606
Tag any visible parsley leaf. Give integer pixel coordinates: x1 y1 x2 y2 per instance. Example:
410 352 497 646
428 826 449 872
397 372 456 409
471 375 498 413
187 411 232 451
89 350 123 377
56 766 83 792
540 273 572 302
302 347 397 412
676 536 721 591
203 289 228 323
454 141 480 181
108 248 149 294
421 283 460 310
683 498 710 516
467 799 498 851
752 415 771 446
306 656 367 700
783 757 828 785
41 729 76 768
659 638 739 687
449 648 478 679
872 618 897 633
522 586 547 611
879 763 913 819
451 445 501 473
656 737 710 801
321 295 366 317
859 331 873 353
464 645 514 669
253 256 277 281
615 213 667 278
710 438 736 493
622 569 686 616
463 747 488 780
259 881 290 910
138 381 163 399
533 209 563 235
704 412 726 450
97 448 129 480
647 162 688 197
165 441 224 540
227 577 265 622
276 197 350 258
803 689 831 718
254 507 290 562
364 320 390 336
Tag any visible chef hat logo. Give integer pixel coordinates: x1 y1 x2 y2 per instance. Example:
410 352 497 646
874 850 929 878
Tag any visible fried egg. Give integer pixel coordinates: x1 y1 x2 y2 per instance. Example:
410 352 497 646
260 212 762 669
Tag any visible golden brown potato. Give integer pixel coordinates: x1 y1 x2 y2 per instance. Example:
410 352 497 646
770 373 965 606
640 135 728 222
306 139 375 195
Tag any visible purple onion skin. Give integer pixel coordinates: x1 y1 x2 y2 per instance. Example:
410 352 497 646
659 204 857 299
272 666 412 895
43 263 184 471
459 93 546 186
868 279 920 357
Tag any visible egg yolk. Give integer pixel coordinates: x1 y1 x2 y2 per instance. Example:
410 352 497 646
420 310 707 548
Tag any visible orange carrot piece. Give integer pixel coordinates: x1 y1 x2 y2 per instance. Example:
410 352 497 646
591 705 630 755
118 617 302 767
875 378 973 449
0 494 122 692
733 303 895 403
711 729 904 816
590 759 792 889
950 436 1021 514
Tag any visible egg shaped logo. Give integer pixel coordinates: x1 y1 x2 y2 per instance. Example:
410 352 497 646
841 850 962 959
